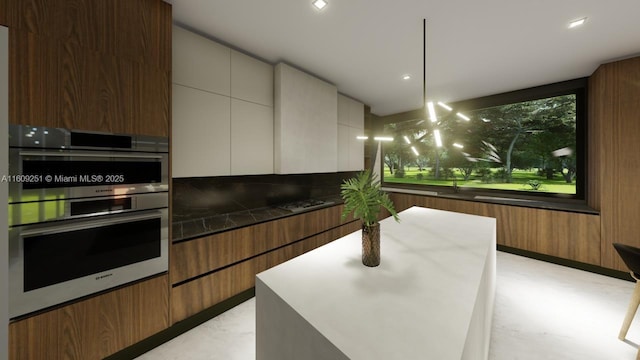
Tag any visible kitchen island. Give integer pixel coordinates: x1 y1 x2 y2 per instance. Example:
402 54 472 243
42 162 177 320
256 206 496 360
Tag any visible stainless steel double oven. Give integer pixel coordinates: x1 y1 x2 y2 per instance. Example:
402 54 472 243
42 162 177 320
8 125 169 319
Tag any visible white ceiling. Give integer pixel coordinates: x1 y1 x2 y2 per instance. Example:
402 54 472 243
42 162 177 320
166 0 640 116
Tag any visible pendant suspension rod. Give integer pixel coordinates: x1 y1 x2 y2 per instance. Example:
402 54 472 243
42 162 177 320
423 18 426 108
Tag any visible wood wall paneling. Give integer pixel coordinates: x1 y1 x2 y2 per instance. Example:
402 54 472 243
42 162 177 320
60 42 135 133
57 0 114 56
9 29 60 127
137 63 170 136
0 0 7 25
113 0 172 70
9 275 168 360
6 0 56 34
114 0 149 65
603 98 640 270
587 67 605 211
590 57 640 271
7 0 171 71
7 0 171 135
149 0 172 72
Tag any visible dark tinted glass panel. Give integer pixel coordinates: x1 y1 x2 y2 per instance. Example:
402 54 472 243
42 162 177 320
23 218 161 291
21 161 162 189
71 132 132 149
70 198 132 216
381 79 586 200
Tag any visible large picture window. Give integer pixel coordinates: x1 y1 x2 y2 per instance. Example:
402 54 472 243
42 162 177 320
382 78 587 202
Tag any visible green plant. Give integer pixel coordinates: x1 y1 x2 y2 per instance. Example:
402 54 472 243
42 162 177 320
476 168 494 183
393 169 405 178
340 170 400 227
527 179 542 190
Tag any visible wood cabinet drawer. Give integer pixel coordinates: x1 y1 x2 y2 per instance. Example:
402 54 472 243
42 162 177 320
171 221 360 323
171 205 350 284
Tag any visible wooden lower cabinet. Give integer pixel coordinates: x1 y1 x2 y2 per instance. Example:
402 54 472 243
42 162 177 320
171 205 350 284
9 274 169 360
389 193 601 266
171 221 360 323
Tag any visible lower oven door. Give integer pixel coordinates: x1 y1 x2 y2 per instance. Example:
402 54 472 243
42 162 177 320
8 208 168 319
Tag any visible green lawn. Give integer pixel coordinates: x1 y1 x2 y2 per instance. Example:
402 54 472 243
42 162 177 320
383 168 576 194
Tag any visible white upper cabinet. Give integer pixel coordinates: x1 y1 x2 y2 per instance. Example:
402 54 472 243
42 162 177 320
172 26 274 178
338 94 364 129
337 124 350 171
172 26 230 96
274 63 338 174
231 50 273 107
338 94 350 126
337 94 364 171
172 84 231 177
231 99 274 175
348 126 365 170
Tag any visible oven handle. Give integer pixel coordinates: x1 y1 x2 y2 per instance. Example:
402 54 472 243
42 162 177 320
18 151 164 160
19 211 164 237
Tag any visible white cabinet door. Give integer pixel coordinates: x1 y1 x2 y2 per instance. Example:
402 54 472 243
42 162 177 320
231 99 273 175
337 125 365 171
338 94 350 126
173 26 230 96
231 50 273 107
348 126 365 171
337 124 350 171
172 84 231 177
348 98 364 129
338 94 364 129
337 94 364 171
275 63 337 174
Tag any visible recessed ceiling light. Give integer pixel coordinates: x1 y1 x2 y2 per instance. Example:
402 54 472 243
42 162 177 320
453 143 464 149
411 146 419 156
312 0 327 10
402 74 411 80
568 17 586 29
373 136 394 142
356 136 368 140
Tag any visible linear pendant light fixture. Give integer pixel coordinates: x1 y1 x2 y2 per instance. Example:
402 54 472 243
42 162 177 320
423 19 442 147
423 18 427 122
422 19 471 150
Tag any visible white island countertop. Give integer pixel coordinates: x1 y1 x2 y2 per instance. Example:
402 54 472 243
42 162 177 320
256 206 497 360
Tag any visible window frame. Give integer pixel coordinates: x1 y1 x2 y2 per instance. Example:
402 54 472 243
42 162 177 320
380 77 588 204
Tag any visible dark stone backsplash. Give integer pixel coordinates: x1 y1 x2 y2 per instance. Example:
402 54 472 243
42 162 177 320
172 171 358 222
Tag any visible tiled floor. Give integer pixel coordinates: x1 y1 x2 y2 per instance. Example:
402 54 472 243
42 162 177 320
137 252 640 359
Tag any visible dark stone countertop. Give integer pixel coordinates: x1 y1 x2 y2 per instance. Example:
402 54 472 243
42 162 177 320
172 196 344 242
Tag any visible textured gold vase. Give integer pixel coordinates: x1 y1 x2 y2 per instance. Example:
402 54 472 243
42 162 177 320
362 223 381 267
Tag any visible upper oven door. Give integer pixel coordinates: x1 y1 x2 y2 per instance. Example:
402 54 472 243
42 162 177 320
9 148 169 202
